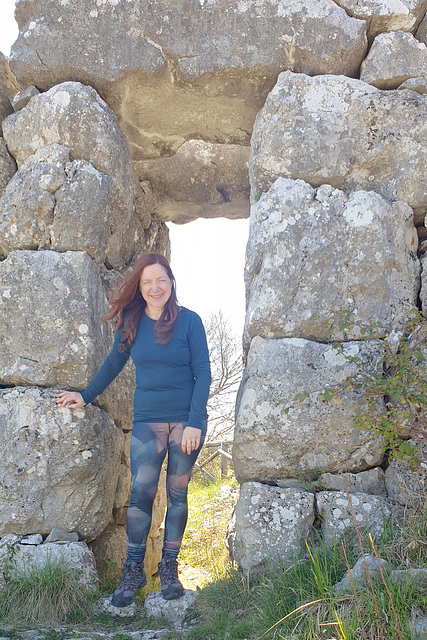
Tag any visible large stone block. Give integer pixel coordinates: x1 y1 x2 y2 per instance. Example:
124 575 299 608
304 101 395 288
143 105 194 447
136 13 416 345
0 145 69 258
361 31 427 89
0 387 123 540
9 0 366 159
385 457 427 506
0 250 109 388
244 179 419 345
2 82 139 268
233 337 385 483
50 159 113 264
317 468 387 497
90 524 127 583
334 0 426 40
317 491 393 542
228 482 315 572
0 540 98 589
250 72 427 223
135 141 250 223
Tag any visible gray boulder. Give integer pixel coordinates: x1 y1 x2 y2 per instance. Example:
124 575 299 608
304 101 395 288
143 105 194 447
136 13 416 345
90 524 127 584
0 250 109 389
416 10 427 43
333 554 390 593
45 527 79 543
0 387 123 540
317 468 387 496
228 481 315 573
233 337 385 483
0 249 136 430
10 0 366 158
317 491 393 542
250 72 427 223
361 31 427 89
51 159 113 264
244 179 419 345
145 590 198 625
0 144 68 258
0 539 98 588
334 0 426 39
135 141 250 223
399 76 427 92
2 82 139 268
9 86 40 112
385 457 427 506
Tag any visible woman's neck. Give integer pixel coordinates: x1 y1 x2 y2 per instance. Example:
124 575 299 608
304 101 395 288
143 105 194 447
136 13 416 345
145 308 162 321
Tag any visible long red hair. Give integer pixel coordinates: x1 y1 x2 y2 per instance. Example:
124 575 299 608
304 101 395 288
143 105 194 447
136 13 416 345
105 253 179 347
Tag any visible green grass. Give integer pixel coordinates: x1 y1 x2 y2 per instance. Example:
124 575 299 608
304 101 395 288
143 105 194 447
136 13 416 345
183 485 427 640
0 552 93 626
179 474 238 587
193 541 427 640
2 478 427 640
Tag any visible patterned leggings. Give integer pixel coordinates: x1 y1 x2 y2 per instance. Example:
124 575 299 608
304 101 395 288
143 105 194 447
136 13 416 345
126 421 206 563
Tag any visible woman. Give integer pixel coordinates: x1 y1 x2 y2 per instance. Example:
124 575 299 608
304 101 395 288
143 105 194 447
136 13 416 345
56 253 211 607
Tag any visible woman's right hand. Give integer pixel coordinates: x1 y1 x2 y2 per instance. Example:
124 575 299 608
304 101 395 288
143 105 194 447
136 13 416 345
55 390 86 409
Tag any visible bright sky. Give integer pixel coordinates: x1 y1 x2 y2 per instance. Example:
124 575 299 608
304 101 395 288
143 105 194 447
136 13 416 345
0 0 18 57
0 0 250 336
167 219 249 335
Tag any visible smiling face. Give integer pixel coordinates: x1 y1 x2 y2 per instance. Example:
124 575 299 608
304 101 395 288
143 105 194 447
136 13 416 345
139 263 173 319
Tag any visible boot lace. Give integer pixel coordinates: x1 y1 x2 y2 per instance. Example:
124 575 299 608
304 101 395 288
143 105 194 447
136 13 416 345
122 561 144 590
159 558 179 585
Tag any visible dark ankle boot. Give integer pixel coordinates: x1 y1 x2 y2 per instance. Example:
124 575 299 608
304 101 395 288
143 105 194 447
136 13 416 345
158 557 184 600
111 560 146 607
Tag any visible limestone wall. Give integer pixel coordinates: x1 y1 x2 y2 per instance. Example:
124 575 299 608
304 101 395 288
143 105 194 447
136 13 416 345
2 0 427 575
0 77 168 579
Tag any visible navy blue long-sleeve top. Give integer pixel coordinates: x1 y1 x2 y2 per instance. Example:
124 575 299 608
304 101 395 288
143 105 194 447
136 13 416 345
81 307 211 430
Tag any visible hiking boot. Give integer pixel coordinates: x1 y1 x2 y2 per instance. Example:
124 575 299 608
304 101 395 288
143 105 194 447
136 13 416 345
158 557 185 600
111 560 146 607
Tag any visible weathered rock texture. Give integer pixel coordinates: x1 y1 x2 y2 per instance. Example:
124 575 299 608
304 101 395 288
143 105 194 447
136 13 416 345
0 539 98 589
317 491 394 542
2 82 155 269
233 337 385 483
135 141 250 223
250 72 427 223
229 482 315 573
317 468 387 497
0 138 17 198
244 178 419 347
0 52 17 124
4 0 427 577
399 76 427 92
416 9 427 41
361 31 427 89
5 0 369 221
0 387 123 540
385 457 427 506
10 0 367 155
0 67 170 578
0 250 110 388
145 589 198 625
335 0 427 39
